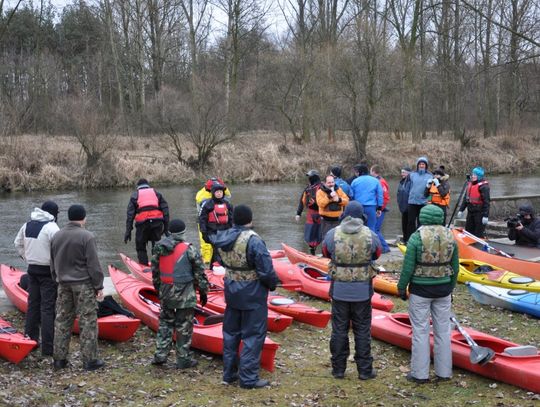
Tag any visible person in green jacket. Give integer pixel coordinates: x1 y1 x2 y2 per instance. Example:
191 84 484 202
397 205 459 384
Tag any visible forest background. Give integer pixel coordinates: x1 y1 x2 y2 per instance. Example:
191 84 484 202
0 0 539 191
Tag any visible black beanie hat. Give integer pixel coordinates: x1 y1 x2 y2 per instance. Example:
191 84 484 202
356 164 369 176
68 204 86 221
169 219 186 233
330 165 342 178
339 201 365 221
41 200 59 217
137 178 149 186
233 205 253 226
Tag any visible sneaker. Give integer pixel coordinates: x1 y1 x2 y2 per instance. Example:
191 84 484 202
406 373 430 384
53 359 68 370
176 359 198 369
240 379 270 389
83 359 105 371
434 375 451 382
358 369 377 380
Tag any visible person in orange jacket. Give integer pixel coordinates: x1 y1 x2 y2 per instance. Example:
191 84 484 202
425 166 451 225
316 175 349 240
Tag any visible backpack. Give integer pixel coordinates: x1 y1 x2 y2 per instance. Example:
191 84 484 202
305 184 320 211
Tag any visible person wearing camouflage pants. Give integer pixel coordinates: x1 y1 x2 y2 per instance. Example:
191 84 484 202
322 201 382 381
50 204 105 371
398 204 459 383
151 219 208 369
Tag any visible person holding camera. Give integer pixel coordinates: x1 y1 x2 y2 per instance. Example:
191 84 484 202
508 205 540 248
457 167 490 238
425 167 451 225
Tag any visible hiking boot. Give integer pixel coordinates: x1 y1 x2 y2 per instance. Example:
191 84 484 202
240 379 270 389
176 359 198 369
434 375 452 383
83 359 105 371
151 357 167 366
53 359 68 370
358 369 377 380
332 371 345 379
406 373 430 384
222 374 239 385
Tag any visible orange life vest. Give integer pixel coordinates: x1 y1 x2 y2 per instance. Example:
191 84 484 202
134 188 164 222
467 180 488 205
208 203 229 225
429 183 450 207
158 242 192 284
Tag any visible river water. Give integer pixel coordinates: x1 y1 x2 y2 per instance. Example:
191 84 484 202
1 174 539 311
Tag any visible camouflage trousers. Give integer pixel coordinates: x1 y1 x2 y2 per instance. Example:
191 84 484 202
54 283 98 363
154 307 194 366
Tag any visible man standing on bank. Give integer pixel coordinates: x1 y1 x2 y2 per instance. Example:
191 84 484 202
322 201 382 380
125 178 170 265
51 205 105 371
14 200 60 357
150 219 209 369
398 205 459 383
212 205 280 389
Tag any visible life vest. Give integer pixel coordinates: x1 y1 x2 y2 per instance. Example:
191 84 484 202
208 203 229 225
429 183 450 207
414 225 454 278
158 242 193 284
330 225 375 282
219 230 258 281
304 184 321 211
134 188 164 222
466 180 488 206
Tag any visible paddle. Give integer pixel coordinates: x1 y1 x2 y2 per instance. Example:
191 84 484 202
447 176 470 227
450 314 495 365
209 282 303 291
138 294 161 313
458 228 514 258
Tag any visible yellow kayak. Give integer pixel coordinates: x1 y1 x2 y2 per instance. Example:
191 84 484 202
397 243 540 292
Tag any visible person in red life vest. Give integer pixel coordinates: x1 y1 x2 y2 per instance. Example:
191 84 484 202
316 175 349 240
425 166 451 225
199 183 234 265
457 167 490 238
370 165 391 253
295 170 323 255
150 219 209 369
125 178 170 265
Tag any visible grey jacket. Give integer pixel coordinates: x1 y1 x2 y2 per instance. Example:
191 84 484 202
50 222 104 290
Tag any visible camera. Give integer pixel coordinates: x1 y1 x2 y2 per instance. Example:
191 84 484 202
505 213 523 228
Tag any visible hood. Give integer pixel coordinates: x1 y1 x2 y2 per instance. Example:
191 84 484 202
137 184 150 190
416 156 429 169
519 204 535 218
419 204 444 226
339 216 365 234
440 174 450 182
156 235 182 251
210 227 243 251
30 207 55 222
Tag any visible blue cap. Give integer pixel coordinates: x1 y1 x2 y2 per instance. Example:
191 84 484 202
472 167 485 180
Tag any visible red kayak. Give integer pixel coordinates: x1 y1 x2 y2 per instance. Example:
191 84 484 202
371 308 540 393
0 264 140 342
206 270 331 328
108 265 279 372
272 257 394 311
452 229 540 280
0 317 37 364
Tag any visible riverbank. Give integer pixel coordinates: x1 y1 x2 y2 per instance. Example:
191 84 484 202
1 131 539 191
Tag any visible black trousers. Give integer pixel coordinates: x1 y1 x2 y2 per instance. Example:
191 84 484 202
465 210 485 238
401 211 409 242
330 299 373 375
135 220 164 264
406 204 425 242
25 273 58 355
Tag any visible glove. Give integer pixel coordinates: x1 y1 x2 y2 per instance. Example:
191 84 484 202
482 217 489 225
398 288 408 301
457 211 464 219
199 291 208 307
433 178 440 187
426 180 433 188
124 231 131 244
202 233 210 244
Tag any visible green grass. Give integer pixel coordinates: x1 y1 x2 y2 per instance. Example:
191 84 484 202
2 269 540 406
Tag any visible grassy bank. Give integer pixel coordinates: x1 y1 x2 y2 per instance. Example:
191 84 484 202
1 131 540 192
1 259 539 406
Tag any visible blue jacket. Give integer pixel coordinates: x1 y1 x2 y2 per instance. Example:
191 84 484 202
212 226 280 310
397 176 411 213
334 177 351 198
408 157 432 205
350 175 383 208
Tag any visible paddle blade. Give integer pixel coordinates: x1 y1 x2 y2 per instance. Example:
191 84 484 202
470 346 495 365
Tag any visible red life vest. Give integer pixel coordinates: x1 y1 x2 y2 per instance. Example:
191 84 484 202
208 203 229 225
158 242 192 284
467 180 488 205
134 188 164 222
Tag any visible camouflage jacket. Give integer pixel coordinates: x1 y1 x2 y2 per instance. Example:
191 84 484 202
151 232 208 309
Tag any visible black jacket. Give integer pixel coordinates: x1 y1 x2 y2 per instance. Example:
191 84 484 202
508 218 540 248
126 186 169 233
